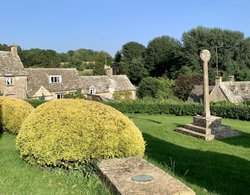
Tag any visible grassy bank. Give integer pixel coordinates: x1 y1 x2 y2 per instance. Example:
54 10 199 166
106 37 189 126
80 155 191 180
128 114 250 195
0 133 110 195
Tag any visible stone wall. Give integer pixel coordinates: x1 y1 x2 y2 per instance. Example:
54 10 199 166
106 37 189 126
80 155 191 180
0 76 27 99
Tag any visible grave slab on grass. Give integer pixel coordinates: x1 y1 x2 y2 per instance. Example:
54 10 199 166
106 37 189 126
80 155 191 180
97 157 195 195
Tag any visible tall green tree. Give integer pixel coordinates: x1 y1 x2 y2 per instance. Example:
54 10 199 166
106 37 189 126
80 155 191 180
118 41 147 84
93 51 112 75
145 36 182 78
181 26 250 80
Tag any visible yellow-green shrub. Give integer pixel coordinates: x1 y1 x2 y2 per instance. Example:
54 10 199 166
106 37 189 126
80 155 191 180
0 96 34 134
16 99 145 168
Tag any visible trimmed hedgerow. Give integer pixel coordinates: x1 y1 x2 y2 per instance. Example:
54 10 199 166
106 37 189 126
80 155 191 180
107 101 250 120
0 97 34 134
26 99 46 108
16 99 145 169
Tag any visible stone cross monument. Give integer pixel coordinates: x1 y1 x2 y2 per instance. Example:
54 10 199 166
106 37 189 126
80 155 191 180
200 49 211 117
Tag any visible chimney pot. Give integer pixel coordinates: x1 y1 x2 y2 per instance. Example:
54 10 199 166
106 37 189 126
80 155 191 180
11 45 18 55
215 76 222 86
229 75 235 83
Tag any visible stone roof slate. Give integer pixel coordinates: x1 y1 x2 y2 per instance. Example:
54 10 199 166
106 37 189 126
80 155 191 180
0 51 27 76
188 85 214 102
220 81 250 103
80 75 135 94
25 68 81 97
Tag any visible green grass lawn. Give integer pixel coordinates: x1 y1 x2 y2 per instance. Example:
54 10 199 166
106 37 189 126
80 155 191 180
1 115 249 195
128 114 250 195
0 133 110 195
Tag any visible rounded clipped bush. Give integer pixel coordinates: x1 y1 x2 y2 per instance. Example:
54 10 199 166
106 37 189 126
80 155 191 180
16 99 145 168
0 96 34 134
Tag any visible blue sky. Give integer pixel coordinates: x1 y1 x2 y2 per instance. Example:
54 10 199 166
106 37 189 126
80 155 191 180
1 0 249 56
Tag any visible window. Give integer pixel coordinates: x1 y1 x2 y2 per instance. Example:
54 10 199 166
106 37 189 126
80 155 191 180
49 75 62 83
89 87 96 95
56 94 63 99
6 77 14 86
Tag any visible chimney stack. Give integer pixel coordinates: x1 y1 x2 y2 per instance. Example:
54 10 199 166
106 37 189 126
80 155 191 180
229 75 235 83
104 65 113 77
11 45 18 55
215 76 222 86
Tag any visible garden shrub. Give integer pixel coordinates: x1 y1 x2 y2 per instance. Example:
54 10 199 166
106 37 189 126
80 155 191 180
107 100 249 120
16 99 145 169
113 91 133 101
26 99 46 108
0 97 34 134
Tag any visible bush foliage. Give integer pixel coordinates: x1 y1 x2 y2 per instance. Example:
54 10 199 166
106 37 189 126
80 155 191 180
107 100 250 120
16 99 145 169
26 99 46 108
0 97 34 134
137 77 176 99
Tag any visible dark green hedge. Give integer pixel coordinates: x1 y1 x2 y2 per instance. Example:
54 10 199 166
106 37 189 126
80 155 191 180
107 102 250 120
26 99 46 108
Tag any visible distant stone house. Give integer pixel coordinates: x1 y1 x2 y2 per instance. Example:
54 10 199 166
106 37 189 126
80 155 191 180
0 47 27 99
25 68 81 100
0 46 136 101
188 76 250 104
80 75 136 100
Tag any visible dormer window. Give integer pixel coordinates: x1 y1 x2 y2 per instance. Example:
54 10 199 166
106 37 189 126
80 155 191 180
89 86 96 95
49 75 62 83
6 77 14 86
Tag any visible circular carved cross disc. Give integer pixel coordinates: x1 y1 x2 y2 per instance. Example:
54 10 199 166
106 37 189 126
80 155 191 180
200 49 211 62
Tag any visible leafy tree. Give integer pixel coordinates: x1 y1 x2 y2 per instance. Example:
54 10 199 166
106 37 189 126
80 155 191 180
121 41 146 63
181 26 250 80
137 77 176 99
20 49 61 68
117 42 148 83
175 75 203 100
93 51 112 75
145 36 182 78
128 57 148 85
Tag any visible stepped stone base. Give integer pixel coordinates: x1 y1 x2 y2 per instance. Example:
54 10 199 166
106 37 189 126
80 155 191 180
176 115 240 141
97 157 195 195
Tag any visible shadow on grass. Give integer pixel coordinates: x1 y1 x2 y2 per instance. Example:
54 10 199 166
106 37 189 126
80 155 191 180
218 132 250 148
174 121 250 149
143 133 250 195
129 115 162 124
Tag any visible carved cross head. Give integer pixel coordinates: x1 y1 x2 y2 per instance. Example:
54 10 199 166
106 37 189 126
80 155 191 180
200 49 211 62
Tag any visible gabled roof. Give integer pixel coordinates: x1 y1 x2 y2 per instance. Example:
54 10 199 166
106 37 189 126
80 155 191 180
25 68 81 97
188 85 214 102
80 75 135 94
0 51 27 76
220 81 250 103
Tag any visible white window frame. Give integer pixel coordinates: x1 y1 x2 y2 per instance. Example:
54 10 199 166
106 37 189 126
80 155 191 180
89 87 96 95
6 77 14 86
56 93 64 99
49 75 62 83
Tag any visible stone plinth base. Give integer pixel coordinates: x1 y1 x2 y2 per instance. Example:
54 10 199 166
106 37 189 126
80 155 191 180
97 157 195 195
193 115 221 128
176 115 240 141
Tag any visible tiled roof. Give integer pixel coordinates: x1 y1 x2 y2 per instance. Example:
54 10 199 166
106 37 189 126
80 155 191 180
0 51 27 76
188 85 214 102
25 68 81 97
80 75 135 94
220 81 250 103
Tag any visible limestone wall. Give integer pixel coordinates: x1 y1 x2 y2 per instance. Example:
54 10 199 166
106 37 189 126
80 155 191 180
0 76 27 99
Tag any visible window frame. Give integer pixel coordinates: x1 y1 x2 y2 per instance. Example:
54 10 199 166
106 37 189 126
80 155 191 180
49 75 62 83
5 77 14 86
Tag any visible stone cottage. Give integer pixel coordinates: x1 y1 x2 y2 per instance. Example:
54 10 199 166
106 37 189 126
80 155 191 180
188 76 250 104
0 47 27 99
25 68 81 100
0 46 136 100
80 74 136 100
